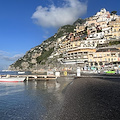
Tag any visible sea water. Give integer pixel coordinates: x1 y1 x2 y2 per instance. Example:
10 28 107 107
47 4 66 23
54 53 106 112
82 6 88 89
0 72 73 120
0 71 31 75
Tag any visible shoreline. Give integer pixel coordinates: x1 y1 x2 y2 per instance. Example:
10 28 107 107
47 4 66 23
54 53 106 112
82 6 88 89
49 77 120 120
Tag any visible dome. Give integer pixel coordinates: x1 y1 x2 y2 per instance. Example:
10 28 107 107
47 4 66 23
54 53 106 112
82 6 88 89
100 8 106 13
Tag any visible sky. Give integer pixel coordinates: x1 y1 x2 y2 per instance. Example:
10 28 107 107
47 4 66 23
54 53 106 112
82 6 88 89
0 0 120 70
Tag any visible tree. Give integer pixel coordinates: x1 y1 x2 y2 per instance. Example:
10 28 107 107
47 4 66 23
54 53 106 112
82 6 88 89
111 11 117 15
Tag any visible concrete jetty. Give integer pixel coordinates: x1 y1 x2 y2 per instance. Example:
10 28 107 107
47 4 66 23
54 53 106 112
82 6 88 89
0 74 57 81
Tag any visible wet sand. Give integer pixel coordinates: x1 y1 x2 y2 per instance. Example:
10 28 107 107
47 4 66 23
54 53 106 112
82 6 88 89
54 77 120 120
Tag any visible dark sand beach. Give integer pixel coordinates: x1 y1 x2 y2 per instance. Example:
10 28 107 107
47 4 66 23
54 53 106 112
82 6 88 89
52 77 120 120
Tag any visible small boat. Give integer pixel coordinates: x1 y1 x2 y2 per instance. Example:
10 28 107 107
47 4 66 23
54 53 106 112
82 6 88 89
0 76 25 82
18 71 25 74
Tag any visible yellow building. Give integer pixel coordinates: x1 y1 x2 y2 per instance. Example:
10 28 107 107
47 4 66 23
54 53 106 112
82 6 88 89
60 40 81 52
63 48 96 65
88 48 120 69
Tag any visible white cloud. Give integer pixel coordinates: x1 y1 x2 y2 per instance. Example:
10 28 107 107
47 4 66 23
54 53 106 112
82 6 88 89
0 50 9 55
3 54 24 61
0 50 24 70
32 0 87 28
0 50 24 61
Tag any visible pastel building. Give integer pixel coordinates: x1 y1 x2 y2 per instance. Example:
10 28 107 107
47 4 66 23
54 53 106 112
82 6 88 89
88 48 120 69
62 48 96 65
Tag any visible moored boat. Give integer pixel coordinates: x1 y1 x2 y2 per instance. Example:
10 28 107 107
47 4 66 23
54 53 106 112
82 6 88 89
0 77 25 82
18 71 25 74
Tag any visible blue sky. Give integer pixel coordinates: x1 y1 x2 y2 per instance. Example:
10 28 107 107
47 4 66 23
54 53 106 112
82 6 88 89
0 0 120 70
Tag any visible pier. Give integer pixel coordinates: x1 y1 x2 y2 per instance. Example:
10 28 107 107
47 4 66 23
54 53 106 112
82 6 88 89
0 74 57 81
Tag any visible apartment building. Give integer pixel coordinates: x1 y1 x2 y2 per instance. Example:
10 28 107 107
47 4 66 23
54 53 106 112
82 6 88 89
80 37 107 48
107 18 120 39
62 48 96 65
88 48 120 69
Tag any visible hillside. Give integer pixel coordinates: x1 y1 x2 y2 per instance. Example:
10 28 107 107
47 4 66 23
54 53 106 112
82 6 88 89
8 24 76 71
8 8 120 72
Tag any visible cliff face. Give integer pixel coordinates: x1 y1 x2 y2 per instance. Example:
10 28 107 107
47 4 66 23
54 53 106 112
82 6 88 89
8 24 76 71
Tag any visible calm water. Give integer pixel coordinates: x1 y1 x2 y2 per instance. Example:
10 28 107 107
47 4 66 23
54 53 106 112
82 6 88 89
0 71 31 75
0 76 73 120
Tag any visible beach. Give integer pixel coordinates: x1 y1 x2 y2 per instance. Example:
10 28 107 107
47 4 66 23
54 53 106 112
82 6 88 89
1 76 120 120
52 77 120 120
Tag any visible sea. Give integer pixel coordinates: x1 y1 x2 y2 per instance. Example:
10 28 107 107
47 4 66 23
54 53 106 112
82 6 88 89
0 71 31 75
0 71 73 120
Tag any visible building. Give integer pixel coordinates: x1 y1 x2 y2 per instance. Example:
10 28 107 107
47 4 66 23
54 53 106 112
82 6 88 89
62 48 96 66
80 37 108 48
88 48 120 69
74 25 85 33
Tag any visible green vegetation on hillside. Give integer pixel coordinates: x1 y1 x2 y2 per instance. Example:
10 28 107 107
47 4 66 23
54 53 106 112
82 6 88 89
36 47 54 64
46 36 55 42
44 25 76 43
111 11 117 15
109 40 120 46
57 25 76 38
13 59 24 68
73 18 86 25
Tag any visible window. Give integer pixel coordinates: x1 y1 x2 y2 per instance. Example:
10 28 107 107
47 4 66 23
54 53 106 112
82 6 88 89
95 62 98 66
89 54 93 57
84 52 87 55
94 55 97 57
91 62 93 66
99 62 103 66
111 53 116 57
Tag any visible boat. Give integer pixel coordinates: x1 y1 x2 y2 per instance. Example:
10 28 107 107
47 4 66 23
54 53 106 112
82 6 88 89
18 71 25 74
0 76 25 82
